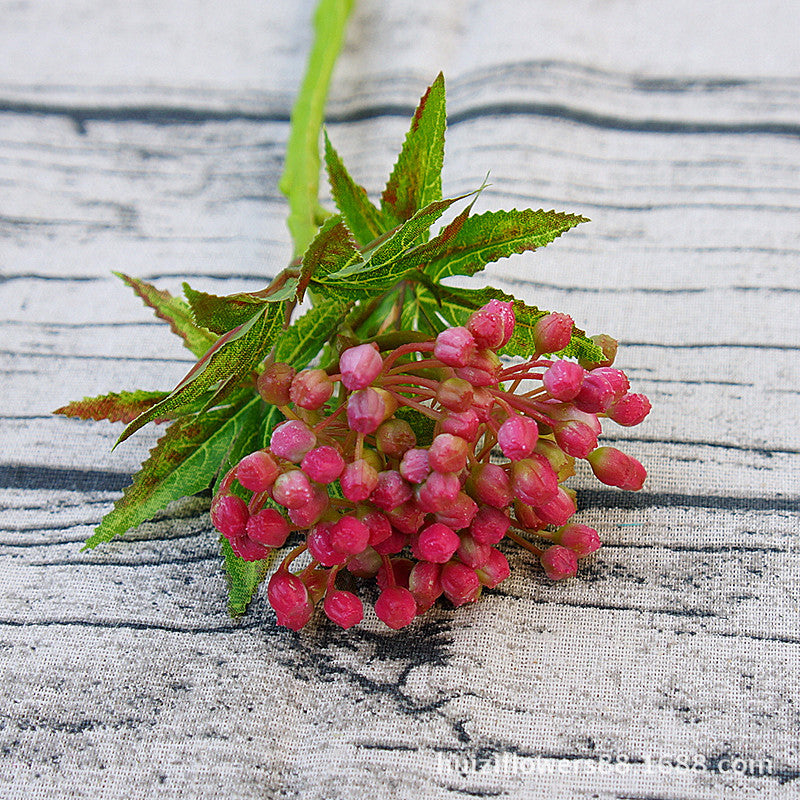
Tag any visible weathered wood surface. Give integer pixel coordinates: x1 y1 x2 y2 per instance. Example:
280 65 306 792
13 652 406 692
2 2 799 798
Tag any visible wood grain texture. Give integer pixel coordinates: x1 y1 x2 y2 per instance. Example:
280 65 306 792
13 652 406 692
2 1 799 798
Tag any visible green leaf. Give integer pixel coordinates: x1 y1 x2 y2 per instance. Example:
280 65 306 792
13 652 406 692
84 393 264 549
183 281 296 334
298 215 363 299
53 390 170 424
117 303 285 445
274 300 350 368
426 208 588 281
317 196 461 295
381 73 446 226
324 131 384 246
395 406 435 447
116 272 215 358
220 537 274 617
279 0 355 257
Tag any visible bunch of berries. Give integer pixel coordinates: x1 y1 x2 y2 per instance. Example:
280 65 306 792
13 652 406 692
210 299 651 631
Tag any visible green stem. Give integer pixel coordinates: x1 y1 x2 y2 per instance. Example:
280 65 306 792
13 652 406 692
279 0 355 259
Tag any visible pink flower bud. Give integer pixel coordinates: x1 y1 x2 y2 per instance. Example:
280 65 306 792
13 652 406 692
440 561 482 607
416 471 461 512
471 387 494 422
270 420 317 463
289 368 334 410
346 546 382 578
511 455 558 506
456 534 491 569
376 418 416 457
236 450 280 492
497 415 539 461
301 445 345 484
359 510 392 546
346 388 387 434
514 500 546 531
553 420 599 459
440 409 481 441
399 448 431 484
340 458 379 502
608 393 652 427
554 523 601 557
455 348 502 387
591 367 629 401
412 522 460 563
372 526 409 555
408 561 443 607
271 470 313 509
436 377 474 412
434 326 476 368
533 486 577 526
587 447 646 490
533 312 573 354
434 492 479 531
307 522 348 566
428 433 469 474
267 570 314 630
470 505 510 545
385 499 427 535
329 515 370 555
211 494 249 539
324 590 364 629
467 462 512 509
287 482 329 528
542 360 584 401
374 586 417 629
339 342 383 391
539 545 578 581
245 508 290 548
475 548 510 588
256 362 295 406
467 300 514 350
228 534 271 562
370 470 412 511
573 371 615 413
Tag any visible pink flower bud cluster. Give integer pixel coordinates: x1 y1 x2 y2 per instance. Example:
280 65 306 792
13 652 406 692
211 301 651 631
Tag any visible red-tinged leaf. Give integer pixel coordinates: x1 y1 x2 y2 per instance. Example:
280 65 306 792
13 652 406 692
324 131 384 246
426 208 589 281
183 278 298 335
381 73 446 226
298 215 363 300
84 392 264 549
116 303 285 445
116 272 215 358
53 390 169 424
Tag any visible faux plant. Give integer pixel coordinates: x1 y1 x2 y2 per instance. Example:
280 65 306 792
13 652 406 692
55 1 651 630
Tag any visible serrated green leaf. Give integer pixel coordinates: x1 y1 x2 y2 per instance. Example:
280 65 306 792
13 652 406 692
220 536 274 617
316 196 461 295
298 215 363 299
426 209 588 281
381 73 446 226
324 131 384 246
117 304 284 445
116 272 215 358
183 279 297 334
84 393 264 549
274 300 350 368
53 390 170 424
